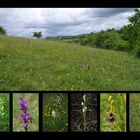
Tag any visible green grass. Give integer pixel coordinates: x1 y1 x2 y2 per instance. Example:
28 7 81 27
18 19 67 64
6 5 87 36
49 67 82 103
13 93 39 132
100 93 126 132
130 93 140 131
0 35 140 90
43 93 68 132
0 93 9 131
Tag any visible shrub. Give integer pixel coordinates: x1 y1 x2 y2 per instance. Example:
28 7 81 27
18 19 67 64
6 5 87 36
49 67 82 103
0 26 6 35
134 35 140 57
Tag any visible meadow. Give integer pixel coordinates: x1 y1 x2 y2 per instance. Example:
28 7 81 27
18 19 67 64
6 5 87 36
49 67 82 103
0 35 140 90
100 93 126 132
43 93 68 132
13 93 39 132
130 93 140 131
0 93 9 131
71 93 97 132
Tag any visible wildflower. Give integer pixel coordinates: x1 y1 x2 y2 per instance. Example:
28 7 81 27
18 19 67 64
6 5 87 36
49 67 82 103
108 96 112 102
111 100 114 105
56 96 62 104
19 97 33 132
108 112 115 123
83 94 86 102
81 102 84 106
52 110 56 118
82 106 87 113
19 97 28 113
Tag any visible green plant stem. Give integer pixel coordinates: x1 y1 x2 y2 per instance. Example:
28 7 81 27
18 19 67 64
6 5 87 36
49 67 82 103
25 127 28 132
83 111 86 131
53 119 55 131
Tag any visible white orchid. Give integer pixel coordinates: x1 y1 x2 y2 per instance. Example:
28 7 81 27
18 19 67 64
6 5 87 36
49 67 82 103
52 110 56 118
83 94 86 102
82 106 87 113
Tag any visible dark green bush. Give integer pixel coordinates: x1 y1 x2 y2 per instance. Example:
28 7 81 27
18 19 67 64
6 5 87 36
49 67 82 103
134 35 140 57
0 26 6 35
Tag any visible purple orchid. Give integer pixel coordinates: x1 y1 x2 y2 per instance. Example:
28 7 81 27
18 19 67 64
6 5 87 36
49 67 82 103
19 97 33 132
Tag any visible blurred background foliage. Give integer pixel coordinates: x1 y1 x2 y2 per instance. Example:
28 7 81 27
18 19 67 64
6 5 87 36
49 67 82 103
130 94 140 131
0 93 9 131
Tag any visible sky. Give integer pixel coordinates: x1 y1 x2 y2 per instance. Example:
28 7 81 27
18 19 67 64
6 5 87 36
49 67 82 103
0 8 135 38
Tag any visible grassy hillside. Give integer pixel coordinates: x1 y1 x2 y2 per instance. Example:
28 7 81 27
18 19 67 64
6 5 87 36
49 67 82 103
0 35 140 90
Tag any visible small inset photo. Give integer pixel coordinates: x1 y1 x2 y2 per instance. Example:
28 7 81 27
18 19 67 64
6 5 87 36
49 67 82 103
130 93 140 132
71 93 97 132
43 93 68 132
13 93 39 132
0 93 10 132
100 93 126 132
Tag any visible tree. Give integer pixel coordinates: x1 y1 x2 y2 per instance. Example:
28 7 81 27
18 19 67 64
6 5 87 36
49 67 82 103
33 31 42 39
0 26 6 35
93 30 128 50
120 8 140 51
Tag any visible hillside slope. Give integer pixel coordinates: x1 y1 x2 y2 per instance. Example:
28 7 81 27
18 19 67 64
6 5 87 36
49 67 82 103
0 35 140 90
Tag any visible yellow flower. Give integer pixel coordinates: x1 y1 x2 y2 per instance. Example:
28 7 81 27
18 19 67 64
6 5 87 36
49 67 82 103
108 96 112 102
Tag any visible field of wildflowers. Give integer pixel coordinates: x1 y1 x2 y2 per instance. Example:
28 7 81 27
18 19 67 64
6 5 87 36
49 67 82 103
43 93 68 132
13 93 39 132
71 93 97 132
1 35 140 91
0 93 9 131
100 93 126 132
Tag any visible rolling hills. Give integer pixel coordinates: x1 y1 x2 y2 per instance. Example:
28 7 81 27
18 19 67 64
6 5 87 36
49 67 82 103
0 35 140 90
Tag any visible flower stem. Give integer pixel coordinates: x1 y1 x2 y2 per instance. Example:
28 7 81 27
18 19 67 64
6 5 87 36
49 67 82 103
83 112 86 131
25 127 28 132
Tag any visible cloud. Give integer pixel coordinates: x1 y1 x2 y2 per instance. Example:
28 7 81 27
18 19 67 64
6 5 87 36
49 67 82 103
86 8 134 18
0 8 135 38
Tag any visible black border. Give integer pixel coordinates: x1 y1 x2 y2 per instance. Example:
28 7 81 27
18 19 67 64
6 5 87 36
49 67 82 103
0 2 140 138
0 91 140 139
0 0 140 7
127 92 129 132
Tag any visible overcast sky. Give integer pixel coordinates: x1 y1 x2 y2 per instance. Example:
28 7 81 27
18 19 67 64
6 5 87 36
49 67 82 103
0 8 135 38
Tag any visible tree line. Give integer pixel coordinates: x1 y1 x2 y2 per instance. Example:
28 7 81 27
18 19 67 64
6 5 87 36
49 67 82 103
60 8 140 57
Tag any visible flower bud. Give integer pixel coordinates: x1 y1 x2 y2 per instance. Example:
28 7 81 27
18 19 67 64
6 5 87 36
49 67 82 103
108 96 112 102
52 110 56 118
81 102 84 106
82 106 87 113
